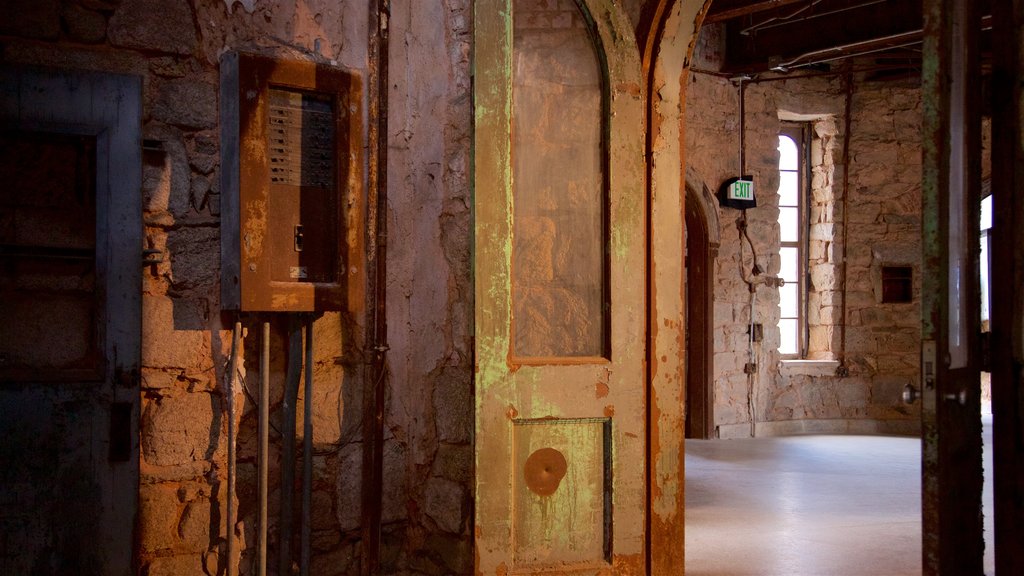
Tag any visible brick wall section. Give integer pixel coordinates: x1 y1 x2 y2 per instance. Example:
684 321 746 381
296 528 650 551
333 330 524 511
686 69 923 436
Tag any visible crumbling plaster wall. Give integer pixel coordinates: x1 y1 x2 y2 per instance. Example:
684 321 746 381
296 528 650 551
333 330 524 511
2 0 474 574
686 66 924 438
381 1 474 573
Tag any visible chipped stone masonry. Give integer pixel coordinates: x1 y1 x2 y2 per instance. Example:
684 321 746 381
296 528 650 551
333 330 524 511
2 0 473 574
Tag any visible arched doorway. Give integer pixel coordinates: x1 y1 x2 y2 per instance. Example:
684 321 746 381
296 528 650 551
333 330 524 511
685 172 719 439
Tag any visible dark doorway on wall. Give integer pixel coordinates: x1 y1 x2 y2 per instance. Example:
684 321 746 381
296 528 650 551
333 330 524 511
685 185 716 439
0 66 142 575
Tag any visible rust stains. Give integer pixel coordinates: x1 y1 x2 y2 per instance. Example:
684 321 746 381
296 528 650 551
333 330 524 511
595 382 610 398
615 81 642 97
506 404 519 420
523 447 568 496
604 404 615 417
496 561 508 576
612 551 645 575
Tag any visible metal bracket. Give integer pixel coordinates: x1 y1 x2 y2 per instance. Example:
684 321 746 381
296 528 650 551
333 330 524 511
142 248 164 266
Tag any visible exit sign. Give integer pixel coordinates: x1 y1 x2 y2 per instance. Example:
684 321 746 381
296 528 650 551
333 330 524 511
728 179 754 201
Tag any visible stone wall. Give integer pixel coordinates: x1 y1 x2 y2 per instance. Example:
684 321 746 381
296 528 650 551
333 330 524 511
1 0 473 573
686 67 923 438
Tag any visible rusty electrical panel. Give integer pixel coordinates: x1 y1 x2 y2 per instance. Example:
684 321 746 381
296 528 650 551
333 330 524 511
220 51 364 312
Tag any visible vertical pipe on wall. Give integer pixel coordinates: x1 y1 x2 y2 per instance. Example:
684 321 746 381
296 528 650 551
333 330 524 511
837 70 853 373
301 318 314 576
226 321 242 576
363 0 390 573
739 78 747 174
259 321 270 576
281 317 302 575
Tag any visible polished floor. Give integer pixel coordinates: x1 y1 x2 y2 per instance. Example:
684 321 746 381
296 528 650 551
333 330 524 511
685 412 995 575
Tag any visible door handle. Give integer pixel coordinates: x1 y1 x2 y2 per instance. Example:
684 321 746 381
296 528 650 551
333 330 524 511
902 383 919 405
943 389 967 405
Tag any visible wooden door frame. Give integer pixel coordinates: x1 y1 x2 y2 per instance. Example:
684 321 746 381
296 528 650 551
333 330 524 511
921 0 985 573
638 0 713 571
0 64 142 574
685 175 719 440
990 1 1024 573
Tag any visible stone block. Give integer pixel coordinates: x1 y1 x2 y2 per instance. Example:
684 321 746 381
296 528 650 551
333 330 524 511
109 0 197 55
142 124 190 219
334 443 363 533
165 226 219 292
808 325 833 353
153 78 218 130
191 175 211 211
809 263 836 291
873 376 910 406
423 477 467 534
858 307 894 327
311 541 360 576
421 533 473 575
142 369 181 391
139 484 180 553
432 443 473 483
141 391 219 467
144 554 205 576
0 0 59 39
178 499 213 546
433 366 472 444
142 295 210 370
61 4 107 43
295 364 346 446
837 382 870 408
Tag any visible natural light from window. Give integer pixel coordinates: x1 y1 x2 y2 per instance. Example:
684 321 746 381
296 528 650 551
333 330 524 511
778 135 800 356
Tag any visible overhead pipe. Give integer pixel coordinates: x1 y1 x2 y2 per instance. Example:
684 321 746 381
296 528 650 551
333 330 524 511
741 0 888 36
704 0 807 24
740 0 825 37
771 15 992 73
362 0 390 573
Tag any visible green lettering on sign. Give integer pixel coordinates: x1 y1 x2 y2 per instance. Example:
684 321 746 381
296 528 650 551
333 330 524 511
729 180 754 201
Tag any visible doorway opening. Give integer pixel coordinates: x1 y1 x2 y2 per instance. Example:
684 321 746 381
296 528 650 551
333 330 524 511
685 178 718 439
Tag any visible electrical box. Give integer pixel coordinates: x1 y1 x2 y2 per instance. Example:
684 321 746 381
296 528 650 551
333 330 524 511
220 52 364 312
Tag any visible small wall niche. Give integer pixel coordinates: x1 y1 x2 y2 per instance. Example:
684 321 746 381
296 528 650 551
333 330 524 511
881 265 914 303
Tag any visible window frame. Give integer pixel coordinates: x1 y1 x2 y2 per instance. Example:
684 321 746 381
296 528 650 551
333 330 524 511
778 124 810 359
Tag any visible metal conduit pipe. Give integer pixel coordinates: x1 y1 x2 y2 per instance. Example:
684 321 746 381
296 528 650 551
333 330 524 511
281 318 303 575
362 0 391 573
226 320 242 576
770 16 991 73
301 318 314 576
259 321 270 576
837 70 854 375
741 0 888 36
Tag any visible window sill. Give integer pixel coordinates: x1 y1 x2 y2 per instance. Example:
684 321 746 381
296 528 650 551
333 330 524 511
780 359 840 377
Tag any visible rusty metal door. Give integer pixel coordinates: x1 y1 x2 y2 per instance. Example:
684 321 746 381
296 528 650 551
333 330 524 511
0 67 141 575
473 0 647 573
919 1 985 573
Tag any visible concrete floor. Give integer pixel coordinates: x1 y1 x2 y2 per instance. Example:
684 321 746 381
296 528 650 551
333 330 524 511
685 413 995 575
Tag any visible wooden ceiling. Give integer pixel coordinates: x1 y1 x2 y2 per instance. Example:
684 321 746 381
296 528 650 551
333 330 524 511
703 0 992 77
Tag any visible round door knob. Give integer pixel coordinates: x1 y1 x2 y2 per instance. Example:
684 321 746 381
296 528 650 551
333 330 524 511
902 383 919 405
943 389 968 405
